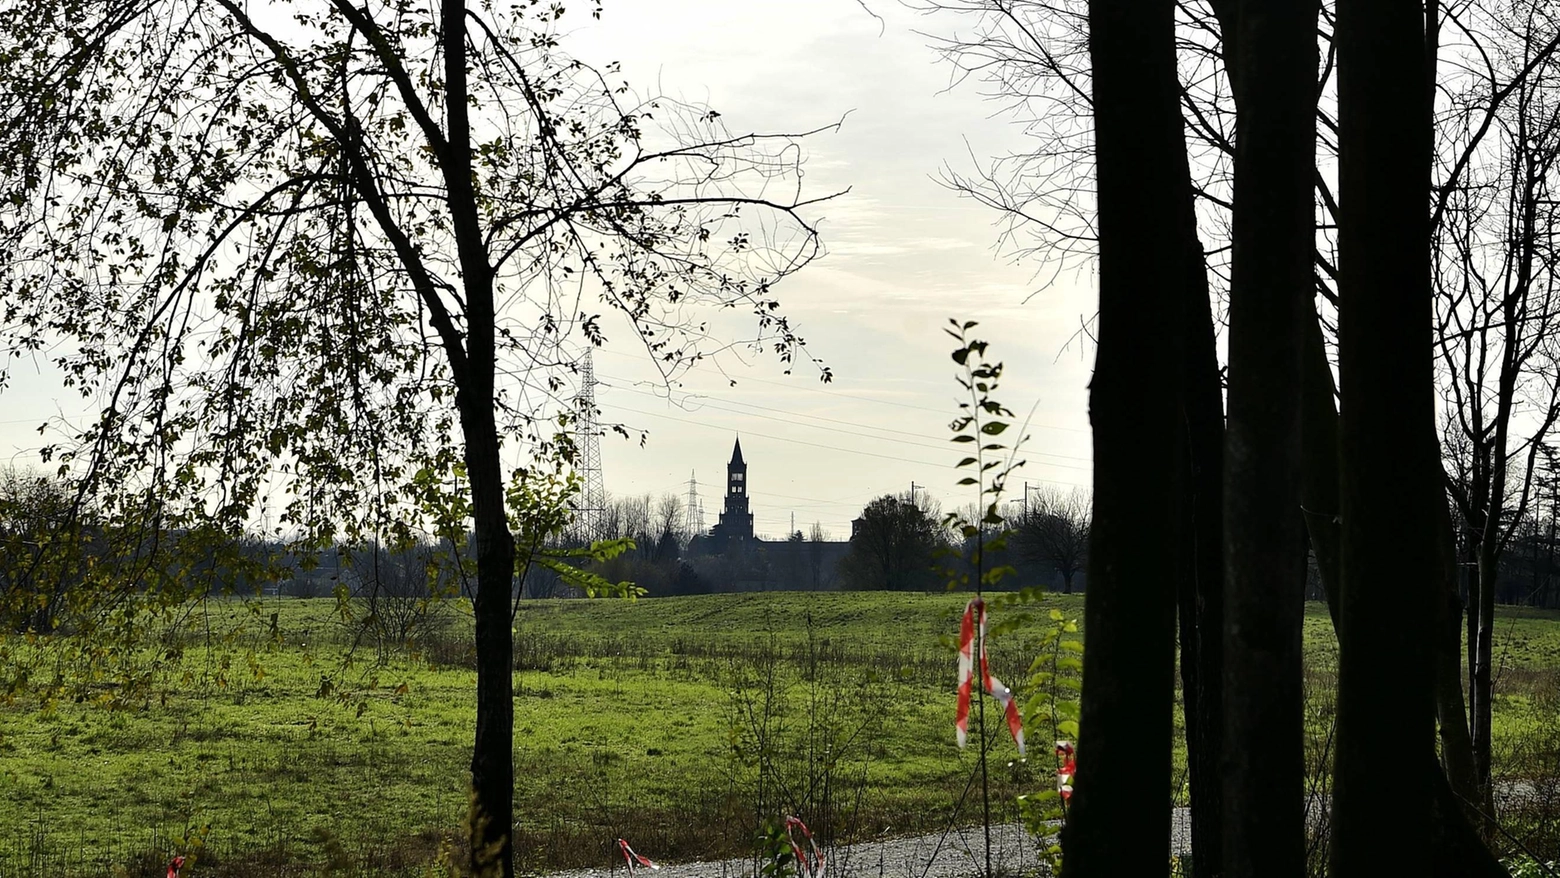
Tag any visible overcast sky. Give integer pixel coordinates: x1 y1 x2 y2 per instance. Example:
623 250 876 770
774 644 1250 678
0 1 1098 539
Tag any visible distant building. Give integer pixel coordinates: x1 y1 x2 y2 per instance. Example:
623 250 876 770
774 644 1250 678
688 435 853 591
710 438 754 552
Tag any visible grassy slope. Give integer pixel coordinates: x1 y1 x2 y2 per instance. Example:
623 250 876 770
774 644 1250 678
0 592 1554 877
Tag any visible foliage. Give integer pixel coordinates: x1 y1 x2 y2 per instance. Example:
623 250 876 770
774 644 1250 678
0 468 92 635
1506 857 1560 878
941 319 1025 594
0 0 831 702
1012 603 1083 873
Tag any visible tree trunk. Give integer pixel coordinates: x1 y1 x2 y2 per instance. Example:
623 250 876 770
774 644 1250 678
1174 207 1225 878
1464 518 1480 734
440 2 516 872
1330 0 1438 872
1300 303 1341 631
1302 303 1506 876
1434 490 1482 809
1473 544 1497 818
1220 1 1315 875
1170 13 1228 877
1060 0 1183 874
466 402 518 878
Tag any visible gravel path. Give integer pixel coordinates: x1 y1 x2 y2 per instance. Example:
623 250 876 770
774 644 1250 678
548 780 1543 878
549 813 1193 878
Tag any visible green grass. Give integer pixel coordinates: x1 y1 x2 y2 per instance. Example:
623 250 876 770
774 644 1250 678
1 592 1556 877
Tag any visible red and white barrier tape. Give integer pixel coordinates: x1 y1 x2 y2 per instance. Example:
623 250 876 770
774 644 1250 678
954 598 1025 754
618 838 661 874
1055 740 1076 801
784 816 825 878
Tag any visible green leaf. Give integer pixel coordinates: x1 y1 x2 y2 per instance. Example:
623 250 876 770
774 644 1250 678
981 421 1008 435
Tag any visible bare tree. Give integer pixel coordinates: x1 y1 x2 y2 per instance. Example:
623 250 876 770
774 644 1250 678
808 521 834 590
1012 486 1091 593
1432 0 1560 812
1216 3 1316 875
347 541 454 653
918 5 1232 867
653 493 684 561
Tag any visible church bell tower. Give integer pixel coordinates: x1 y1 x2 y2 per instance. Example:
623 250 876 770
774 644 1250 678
718 437 754 545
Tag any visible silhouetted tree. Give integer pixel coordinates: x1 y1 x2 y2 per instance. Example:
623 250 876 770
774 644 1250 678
1432 0 1560 808
1012 487 1090 593
1059 0 1186 872
842 493 945 591
1329 0 1438 871
808 522 835 590
1217 0 1316 874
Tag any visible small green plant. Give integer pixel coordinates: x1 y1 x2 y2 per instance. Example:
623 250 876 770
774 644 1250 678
755 818 796 878
941 319 1085 875
942 319 1028 878
1507 856 1560 878
1013 604 1082 873
725 619 880 878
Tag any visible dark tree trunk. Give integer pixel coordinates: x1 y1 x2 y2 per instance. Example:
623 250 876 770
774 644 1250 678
1434 494 1481 809
1220 2 1316 875
1473 539 1497 816
1060 0 1183 873
1302 302 1506 877
1330 0 1438 872
1173 104 1227 878
440 2 517 873
1300 305 1342 631
465 401 518 878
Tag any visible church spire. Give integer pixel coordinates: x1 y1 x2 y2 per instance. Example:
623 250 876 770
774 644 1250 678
714 434 753 549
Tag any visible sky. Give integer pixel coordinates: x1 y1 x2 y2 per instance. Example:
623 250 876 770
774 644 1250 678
0 1 1098 540
564 1 1096 538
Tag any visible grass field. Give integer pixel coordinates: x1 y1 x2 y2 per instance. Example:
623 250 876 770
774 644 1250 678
1 592 1557 877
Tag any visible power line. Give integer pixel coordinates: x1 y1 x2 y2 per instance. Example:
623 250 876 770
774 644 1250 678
594 346 1090 433
686 480 874 508
609 403 956 468
598 375 1094 468
601 385 1092 473
605 402 1091 489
